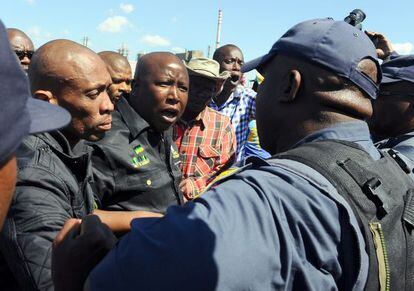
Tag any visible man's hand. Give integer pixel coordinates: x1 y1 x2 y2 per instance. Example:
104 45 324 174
52 215 117 291
365 31 394 60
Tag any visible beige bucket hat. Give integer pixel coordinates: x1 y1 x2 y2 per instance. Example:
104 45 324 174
186 57 230 82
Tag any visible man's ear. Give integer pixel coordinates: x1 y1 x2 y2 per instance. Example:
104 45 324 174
280 70 301 102
33 90 58 105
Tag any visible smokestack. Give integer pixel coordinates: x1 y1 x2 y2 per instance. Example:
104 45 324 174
215 9 223 49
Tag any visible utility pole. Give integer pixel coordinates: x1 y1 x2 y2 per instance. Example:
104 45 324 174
82 36 89 47
215 9 223 49
118 43 129 59
207 45 211 58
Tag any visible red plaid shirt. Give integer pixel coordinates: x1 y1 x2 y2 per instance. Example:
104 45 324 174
174 107 236 200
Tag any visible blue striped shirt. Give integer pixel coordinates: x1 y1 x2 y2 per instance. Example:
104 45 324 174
209 85 256 160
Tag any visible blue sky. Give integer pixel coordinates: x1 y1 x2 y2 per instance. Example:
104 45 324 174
3 0 414 63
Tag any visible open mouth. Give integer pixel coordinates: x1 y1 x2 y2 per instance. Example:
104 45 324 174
160 108 179 124
230 74 240 83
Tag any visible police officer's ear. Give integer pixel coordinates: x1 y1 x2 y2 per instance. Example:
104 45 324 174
33 90 58 106
280 70 301 103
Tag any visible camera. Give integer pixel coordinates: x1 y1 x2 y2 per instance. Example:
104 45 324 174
344 9 366 30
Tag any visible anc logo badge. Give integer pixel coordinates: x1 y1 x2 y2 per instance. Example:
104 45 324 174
131 144 150 168
171 145 180 159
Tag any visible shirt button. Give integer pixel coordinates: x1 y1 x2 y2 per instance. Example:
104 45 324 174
146 179 152 186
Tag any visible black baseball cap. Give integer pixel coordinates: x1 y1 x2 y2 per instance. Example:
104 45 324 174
0 20 71 165
242 18 382 99
381 54 414 84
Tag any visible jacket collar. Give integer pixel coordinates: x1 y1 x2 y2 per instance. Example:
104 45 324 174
116 96 151 139
38 130 91 159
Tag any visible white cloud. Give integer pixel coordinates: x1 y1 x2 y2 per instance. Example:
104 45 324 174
62 29 70 36
171 16 178 23
120 3 134 14
392 42 414 55
24 0 35 4
140 35 170 47
28 26 41 37
28 26 53 40
98 16 129 33
171 46 185 53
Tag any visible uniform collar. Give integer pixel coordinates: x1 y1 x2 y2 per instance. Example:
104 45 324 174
292 121 381 160
116 96 151 139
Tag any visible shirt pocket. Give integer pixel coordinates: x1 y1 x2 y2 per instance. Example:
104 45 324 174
197 145 220 175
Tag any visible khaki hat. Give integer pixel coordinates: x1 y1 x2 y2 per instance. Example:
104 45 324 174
186 57 230 82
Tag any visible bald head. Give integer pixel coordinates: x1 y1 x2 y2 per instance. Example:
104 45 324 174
98 51 132 102
134 52 185 81
7 28 34 72
28 39 113 144
29 39 105 93
130 52 189 132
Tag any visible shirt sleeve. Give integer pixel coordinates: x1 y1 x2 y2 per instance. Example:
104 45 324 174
0 167 73 291
90 146 116 207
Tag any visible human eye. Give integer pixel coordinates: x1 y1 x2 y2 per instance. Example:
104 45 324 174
86 85 106 99
86 90 99 99
179 84 188 92
156 80 172 87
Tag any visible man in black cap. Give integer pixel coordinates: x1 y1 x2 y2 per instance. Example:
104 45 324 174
0 39 117 290
98 51 132 103
367 33 414 161
54 18 414 290
7 28 35 73
0 21 71 288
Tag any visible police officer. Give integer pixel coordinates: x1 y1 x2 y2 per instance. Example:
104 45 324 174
90 52 187 214
52 18 387 290
369 52 414 160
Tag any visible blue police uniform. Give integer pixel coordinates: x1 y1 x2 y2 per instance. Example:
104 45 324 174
376 132 414 162
87 121 372 291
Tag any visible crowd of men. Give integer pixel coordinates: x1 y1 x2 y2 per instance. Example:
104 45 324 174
0 14 413 291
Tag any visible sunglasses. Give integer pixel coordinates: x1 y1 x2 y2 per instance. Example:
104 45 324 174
14 50 34 60
380 90 414 98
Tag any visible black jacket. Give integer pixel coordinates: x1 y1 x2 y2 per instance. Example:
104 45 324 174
0 131 95 291
91 96 183 213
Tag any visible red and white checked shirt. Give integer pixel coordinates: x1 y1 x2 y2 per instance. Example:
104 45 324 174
174 107 236 200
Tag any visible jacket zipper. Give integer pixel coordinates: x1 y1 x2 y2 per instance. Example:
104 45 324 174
369 222 390 291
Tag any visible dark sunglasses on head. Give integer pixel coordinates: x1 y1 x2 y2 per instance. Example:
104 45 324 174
14 50 34 60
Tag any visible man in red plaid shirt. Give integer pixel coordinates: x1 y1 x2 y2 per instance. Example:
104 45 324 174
174 58 236 200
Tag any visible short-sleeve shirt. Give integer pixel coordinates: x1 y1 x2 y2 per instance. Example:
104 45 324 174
90 97 183 213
